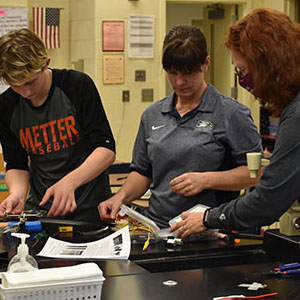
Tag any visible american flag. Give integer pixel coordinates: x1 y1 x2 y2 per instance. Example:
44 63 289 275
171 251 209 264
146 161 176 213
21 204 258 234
32 7 60 49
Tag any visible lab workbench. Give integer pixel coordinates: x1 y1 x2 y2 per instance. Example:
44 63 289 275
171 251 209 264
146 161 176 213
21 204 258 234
102 262 300 300
0 222 300 300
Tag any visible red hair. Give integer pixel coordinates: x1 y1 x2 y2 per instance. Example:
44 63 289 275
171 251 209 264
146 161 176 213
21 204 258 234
226 8 300 115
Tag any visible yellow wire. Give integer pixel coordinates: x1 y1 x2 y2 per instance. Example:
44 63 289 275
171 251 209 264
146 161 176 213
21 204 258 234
143 231 150 251
116 214 154 251
119 221 129 229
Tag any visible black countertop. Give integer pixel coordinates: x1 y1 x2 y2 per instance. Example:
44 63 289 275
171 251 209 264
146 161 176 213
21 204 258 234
102 262 300 300
1 222 300 300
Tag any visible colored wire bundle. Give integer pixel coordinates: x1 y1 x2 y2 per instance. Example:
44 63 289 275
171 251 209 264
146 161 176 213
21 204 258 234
115 213 155 251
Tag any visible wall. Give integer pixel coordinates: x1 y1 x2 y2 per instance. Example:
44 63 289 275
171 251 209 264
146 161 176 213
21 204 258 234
166 3 205 95
69 0 96 77
202 4 235 98
0 0 27 6
70 0 166 162
27 0 70 69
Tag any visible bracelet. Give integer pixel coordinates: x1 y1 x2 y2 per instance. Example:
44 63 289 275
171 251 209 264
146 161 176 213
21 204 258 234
203 208 211 229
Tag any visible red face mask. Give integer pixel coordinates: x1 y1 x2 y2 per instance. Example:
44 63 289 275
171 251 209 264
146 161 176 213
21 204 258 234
238 73 254 95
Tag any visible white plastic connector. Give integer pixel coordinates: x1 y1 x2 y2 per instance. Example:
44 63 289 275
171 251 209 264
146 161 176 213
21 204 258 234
246 152 270 178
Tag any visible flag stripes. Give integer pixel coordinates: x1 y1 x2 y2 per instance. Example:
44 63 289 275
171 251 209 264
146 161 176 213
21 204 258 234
32 7 60 49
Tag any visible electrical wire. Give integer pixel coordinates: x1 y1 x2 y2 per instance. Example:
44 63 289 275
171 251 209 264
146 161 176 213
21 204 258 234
116 213 155 250
216 292 278 299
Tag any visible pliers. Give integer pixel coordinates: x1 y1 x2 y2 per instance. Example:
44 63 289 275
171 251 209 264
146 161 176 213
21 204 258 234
270 262 300 276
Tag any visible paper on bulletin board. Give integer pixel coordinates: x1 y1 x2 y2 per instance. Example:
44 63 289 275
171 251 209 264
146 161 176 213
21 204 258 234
103 54 124 84
102 21 124 51
129 15 154 58
0 7 28 37
0 7 29 95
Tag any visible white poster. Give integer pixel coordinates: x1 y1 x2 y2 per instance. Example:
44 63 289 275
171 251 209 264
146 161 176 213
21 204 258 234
0 7 28 36
0 7 29 94
129 15 154 58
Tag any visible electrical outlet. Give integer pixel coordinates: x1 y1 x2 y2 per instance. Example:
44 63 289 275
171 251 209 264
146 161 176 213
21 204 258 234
122 90 130 102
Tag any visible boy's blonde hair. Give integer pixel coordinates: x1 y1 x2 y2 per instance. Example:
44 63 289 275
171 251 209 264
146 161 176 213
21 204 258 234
0 28 47 83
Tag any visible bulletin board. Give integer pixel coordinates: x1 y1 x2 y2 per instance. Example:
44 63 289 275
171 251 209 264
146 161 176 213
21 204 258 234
0 7 28 37
0 7 28 94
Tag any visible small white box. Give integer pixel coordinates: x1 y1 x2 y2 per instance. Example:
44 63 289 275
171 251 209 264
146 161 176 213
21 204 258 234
168 204 210 227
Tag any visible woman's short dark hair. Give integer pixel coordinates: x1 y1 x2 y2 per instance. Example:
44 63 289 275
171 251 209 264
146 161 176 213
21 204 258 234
162 26 208 74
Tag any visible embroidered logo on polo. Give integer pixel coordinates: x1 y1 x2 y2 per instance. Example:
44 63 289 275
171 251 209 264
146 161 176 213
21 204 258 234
219 213 227 222
152 124 165 131
195 120 213 131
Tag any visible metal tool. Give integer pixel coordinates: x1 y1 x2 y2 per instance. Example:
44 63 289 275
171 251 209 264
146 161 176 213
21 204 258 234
3 210 47 221
279 199 300 236
268 262 300 276
2 210 47 234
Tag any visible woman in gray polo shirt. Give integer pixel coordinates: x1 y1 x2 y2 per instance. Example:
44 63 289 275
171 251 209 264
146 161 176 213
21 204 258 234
99 25 262 229
171 8 300 237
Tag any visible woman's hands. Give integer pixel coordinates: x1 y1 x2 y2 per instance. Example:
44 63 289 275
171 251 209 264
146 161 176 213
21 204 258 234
169 211 208 239
170 172 208 196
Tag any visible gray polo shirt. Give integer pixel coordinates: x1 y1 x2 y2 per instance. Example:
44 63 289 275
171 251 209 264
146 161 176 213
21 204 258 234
131 84 262 228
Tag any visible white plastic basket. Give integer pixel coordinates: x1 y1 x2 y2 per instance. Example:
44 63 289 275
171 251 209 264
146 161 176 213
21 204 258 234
0 277 104 300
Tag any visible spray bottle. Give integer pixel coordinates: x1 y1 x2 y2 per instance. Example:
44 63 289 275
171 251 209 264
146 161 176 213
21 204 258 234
7 233 38 273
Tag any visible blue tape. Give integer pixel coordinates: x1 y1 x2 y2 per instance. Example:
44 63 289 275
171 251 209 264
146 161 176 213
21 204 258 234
7 220 42 232
25 220 42 232
8 221 18 226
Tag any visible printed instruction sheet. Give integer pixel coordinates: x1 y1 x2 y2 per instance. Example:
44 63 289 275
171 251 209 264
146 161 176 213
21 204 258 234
37 226 130 260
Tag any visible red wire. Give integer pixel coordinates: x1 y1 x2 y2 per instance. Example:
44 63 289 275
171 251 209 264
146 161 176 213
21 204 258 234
216 292 278 299
51 231 60 237
31 239 39 248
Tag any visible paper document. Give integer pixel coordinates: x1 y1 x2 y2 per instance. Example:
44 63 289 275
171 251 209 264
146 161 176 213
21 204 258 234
37 226 130 260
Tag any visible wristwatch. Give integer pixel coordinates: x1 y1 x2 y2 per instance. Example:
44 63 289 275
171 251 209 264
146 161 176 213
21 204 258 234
203 208 212 229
